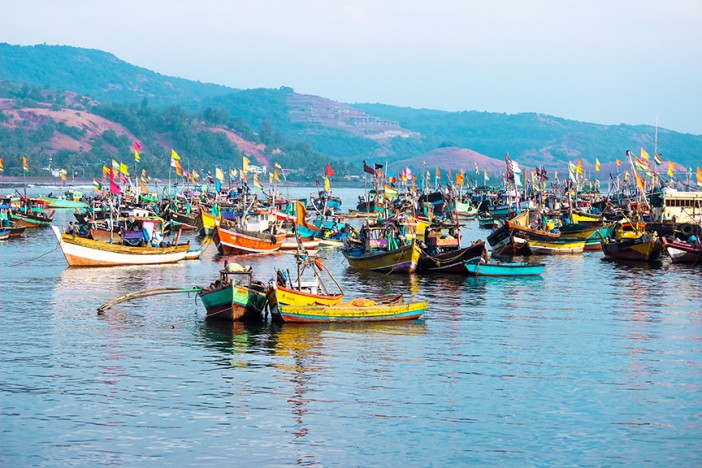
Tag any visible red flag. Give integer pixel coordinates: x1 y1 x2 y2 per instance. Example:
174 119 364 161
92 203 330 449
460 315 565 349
109 169 122 195
325 164 334 177
363 160 376 176
133 141 141 150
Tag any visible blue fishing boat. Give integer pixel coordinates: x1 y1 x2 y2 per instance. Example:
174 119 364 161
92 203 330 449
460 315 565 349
464 259 545 277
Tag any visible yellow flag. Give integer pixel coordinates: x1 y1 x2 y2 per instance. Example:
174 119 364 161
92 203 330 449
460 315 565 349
269 173 274 184
667 162 675 177
273 169 280 182
242 156 250 173
576 159 583 175
697 167 702 187
22 156 29 172
456 173 465 185
635 171 645 192
324 176 330 191
120 162 129 176
171 149 180 161
616 159 621 166
595 158 600 172
215 167 224 182
175 160 183 177
134 150 140 162
253 173 263 189
0 158 4 172
640 148 650 161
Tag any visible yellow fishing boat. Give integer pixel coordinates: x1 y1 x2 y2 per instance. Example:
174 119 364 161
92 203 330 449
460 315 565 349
527 239 586 255
277 295 428 323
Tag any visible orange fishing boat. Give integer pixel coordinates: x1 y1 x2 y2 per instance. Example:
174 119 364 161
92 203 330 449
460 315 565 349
213 224 286 255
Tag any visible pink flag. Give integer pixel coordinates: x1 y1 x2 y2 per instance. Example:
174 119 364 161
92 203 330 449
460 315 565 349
109 169 122 195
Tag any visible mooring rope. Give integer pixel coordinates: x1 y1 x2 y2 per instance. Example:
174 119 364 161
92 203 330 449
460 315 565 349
8 241 61 267
97 287 203 314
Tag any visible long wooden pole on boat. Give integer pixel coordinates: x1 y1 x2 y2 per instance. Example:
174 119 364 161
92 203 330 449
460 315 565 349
97 287 203 314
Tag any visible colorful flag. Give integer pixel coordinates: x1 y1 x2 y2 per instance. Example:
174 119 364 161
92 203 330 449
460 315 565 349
174 160 183 177
595 158 600 172
634 157 650 172
325 164 334 177
134 150 140 162
616 159 621 166
456 173 465 185
215 167 224 182
274 162 282 170
484 170 490 182
697 167 702 188
0 158 4 172
324 176 331 191
133 141 141 151
273 169 280 182
640 148 650 161
120 162 129 176
362 160 376 176
92 179 102 195
634 171 646 192
109 170 121 195
242 156 250 173
667 161 675 178
103 165 110 181
22 156 29 172
576 159 583 175
568 162 577 181
653 153 662 165
624 170 630 182
191 169 199 181
269 173 274 184
171 149 180 161
253 173 263 189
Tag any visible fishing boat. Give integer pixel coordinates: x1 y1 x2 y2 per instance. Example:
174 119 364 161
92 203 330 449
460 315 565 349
199 263 268 321
661 237 702 264
5 224 27 238
10 208 54 228
487 210 531 256
213 224 286 255
417 223 487 273
196 208 220 236
0 230 9 241
51 225 192 267
477 212 497 229
280 237 320 250
600 222 662 261
527 239 586 255
267 248 345 321
32 192 88 209
465 259 545 277
344 240 421 274
275 295 428 323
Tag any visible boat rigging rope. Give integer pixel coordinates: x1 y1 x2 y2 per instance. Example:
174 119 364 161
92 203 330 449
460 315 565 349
7 241 61 267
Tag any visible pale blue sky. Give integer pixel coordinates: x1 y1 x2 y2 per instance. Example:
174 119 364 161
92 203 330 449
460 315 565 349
3 0 702 134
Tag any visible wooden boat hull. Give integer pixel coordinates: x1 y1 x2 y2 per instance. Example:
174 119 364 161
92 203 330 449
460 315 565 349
344 242 421 274
10 210 54 228
199 282 267 321
487 224 529 256
527 239 585 255
5 225 26 238
169 211 198 231
33 197 88 209
418 241 487 273
196 210 220 236
214 225 286 255
662 237 702 264
602 233 662 261
51 226 190 267
277 298 428 323
280 238 320 250
465 260 544 276
0 230 9 241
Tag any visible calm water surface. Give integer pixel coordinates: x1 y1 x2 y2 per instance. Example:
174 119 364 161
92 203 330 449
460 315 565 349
1 186 701 466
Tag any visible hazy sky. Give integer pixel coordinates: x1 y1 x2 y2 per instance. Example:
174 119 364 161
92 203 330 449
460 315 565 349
3 0 702 134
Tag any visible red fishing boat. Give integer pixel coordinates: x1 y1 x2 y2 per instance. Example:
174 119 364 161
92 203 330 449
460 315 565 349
213 224 286 255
